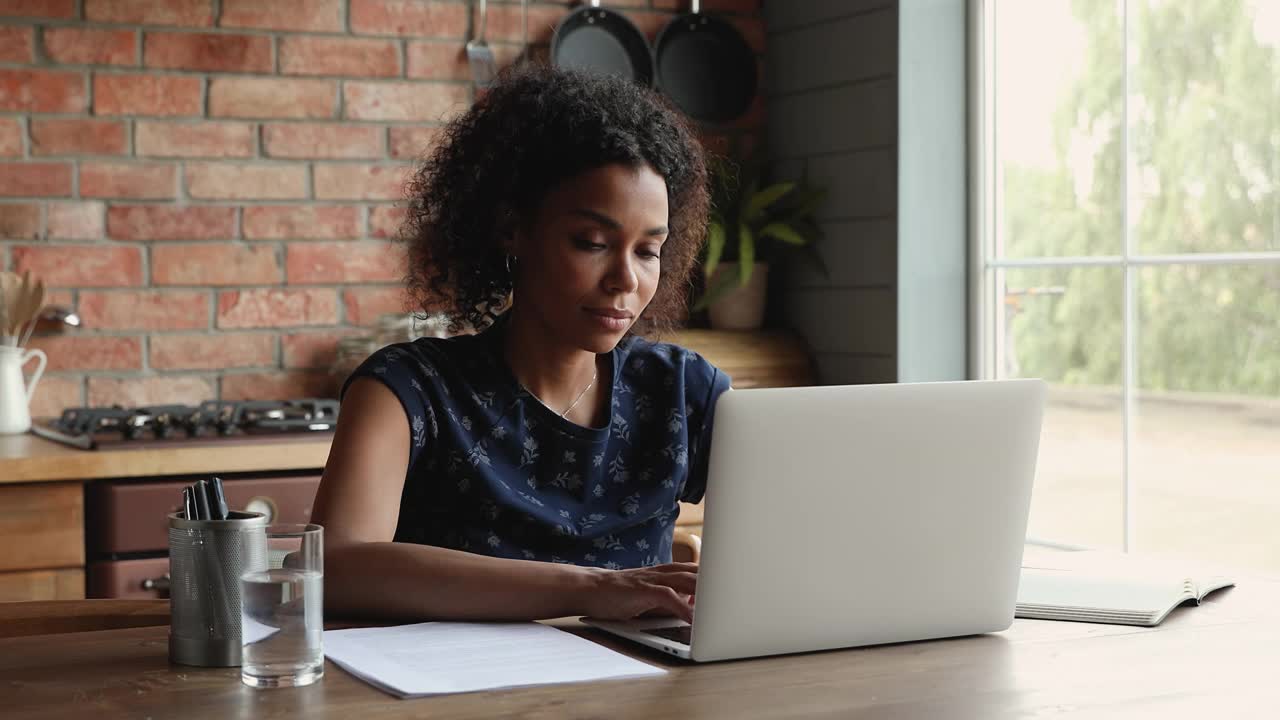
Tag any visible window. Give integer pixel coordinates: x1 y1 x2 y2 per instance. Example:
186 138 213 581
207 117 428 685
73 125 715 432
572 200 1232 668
972 0 1280 576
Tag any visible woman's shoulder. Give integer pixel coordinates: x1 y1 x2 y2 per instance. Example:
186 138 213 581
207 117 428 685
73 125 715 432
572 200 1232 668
618 334 730 397
342 333 494 399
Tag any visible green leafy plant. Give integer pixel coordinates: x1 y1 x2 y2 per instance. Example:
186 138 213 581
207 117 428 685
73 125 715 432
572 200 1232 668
693 156 828 312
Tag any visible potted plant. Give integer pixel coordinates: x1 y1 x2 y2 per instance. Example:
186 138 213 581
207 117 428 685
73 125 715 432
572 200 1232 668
693 157 827 330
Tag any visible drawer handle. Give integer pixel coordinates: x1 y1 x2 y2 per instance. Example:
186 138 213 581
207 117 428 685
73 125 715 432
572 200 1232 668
142 574 171 596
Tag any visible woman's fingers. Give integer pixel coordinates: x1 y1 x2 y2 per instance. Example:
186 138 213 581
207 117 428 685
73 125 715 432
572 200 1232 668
650 585 693 623
647 571 697 596
652 562 699 573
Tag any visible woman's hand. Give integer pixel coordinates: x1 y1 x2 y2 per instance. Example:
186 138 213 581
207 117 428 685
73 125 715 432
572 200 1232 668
579 562 698 623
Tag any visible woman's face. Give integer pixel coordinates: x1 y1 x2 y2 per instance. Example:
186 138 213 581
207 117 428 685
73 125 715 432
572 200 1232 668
512 163 669 353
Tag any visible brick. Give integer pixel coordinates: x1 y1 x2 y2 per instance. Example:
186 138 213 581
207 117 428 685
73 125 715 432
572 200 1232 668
342 285 408 325
152 242 280 286
27 336 143 371
135 121 254 158
343 80 466 121
186 163 307 200
94 74 202 117
0 0 77 19
243 205 361 240
0 69 86 112
282 329 361 369
350 0 467 38
80 162 177 200
85 0 214 26
286 241 401 283
314 163 411 200
388 126 441 159
30 119 128 156
144 32 271 73
150 332 276 369
279 36 400 78
0 203 40 240
217 288 338 328
79 289 209 330
209 77 336 119
262 123 383 159
478 3 564 44
29 376 82 420
367 204 406 239
219 0 344 32
43 28 137 66
0 118 20 156
107 205 237 241
43 289 75 308
11 245 143 287
0 162 72 197
47 202 105 239
404 42 466 81
221 370 336 401
89 376 216 407
0 25 32 62
405 42 520 81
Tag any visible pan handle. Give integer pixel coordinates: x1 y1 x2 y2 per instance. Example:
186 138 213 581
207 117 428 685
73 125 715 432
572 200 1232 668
477 0 488 42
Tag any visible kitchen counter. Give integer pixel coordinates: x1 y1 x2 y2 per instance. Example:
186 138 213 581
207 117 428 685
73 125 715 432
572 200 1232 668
0 432 333 485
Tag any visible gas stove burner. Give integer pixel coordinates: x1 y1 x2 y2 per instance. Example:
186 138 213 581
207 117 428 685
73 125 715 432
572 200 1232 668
32 398 340 450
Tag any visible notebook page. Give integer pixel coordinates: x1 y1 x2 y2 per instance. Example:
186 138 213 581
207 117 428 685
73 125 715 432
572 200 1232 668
323 621 666 697
1018 569 1188 615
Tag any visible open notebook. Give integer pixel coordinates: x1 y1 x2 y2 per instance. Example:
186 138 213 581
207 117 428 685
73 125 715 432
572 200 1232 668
1016 548 1236 626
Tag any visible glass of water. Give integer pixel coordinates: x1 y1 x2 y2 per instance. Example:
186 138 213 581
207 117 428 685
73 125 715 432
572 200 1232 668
240 523 324 688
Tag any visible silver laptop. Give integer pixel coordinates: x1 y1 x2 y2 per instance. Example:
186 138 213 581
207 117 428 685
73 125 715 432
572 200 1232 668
583 379 1046 662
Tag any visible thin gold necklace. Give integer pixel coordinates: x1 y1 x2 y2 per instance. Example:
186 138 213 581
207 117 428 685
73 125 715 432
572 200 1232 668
526 366 598 418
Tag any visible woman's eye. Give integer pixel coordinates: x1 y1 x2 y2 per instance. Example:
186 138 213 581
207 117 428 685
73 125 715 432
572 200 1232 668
573 236 607 250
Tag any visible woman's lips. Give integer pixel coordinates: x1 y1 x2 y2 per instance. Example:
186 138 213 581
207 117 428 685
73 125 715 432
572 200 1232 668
585 308 632 331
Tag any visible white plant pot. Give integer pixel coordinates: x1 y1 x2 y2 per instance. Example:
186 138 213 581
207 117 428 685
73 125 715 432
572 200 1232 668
707 262 769 331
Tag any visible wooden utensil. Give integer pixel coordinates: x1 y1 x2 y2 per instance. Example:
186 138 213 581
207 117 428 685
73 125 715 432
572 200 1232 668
18 278 44 348
0 272 17 345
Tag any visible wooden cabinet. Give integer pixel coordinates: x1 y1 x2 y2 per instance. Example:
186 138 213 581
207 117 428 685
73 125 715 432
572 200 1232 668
670 329 815 390
0 483 84 600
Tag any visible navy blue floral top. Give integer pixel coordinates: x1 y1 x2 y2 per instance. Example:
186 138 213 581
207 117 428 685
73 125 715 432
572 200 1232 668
340 312 732 569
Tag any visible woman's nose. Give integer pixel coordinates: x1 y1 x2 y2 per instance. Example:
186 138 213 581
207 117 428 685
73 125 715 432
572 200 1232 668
604 253 639 293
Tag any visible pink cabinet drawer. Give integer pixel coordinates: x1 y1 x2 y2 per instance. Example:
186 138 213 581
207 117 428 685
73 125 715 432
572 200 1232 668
86 475 321 554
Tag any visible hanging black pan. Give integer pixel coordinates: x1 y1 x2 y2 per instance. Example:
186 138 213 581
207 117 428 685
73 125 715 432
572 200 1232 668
551 0 655 87
654 0 757 124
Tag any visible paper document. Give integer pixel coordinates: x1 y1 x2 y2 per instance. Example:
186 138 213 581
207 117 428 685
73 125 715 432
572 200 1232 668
323 621 666 697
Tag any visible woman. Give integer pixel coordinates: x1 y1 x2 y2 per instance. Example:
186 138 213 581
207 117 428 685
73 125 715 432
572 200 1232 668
312 64 732 624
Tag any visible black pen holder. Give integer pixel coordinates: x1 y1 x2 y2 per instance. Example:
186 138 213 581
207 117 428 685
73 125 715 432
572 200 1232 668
167 511 268 667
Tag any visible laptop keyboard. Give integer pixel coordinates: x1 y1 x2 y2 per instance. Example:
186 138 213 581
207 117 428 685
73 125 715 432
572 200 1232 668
648 625 692 645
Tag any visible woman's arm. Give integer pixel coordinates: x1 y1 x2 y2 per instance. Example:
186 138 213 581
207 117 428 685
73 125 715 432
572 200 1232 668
311 378 696 622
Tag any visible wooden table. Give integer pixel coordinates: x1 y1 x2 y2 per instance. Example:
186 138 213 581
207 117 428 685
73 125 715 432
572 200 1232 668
3 581 1277 719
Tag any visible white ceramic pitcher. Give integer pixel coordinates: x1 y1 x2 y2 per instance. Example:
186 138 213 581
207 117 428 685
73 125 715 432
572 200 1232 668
0 345 47 435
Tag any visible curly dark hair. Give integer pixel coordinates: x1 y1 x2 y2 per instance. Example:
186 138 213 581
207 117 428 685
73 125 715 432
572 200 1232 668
401 63 710 337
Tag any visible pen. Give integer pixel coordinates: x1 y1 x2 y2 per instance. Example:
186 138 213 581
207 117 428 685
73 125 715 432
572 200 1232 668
193 480 211 521
209 476 229 520
183 486 196 520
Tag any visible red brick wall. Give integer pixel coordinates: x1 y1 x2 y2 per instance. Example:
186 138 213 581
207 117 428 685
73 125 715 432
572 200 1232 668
0 0 764 414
